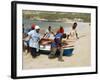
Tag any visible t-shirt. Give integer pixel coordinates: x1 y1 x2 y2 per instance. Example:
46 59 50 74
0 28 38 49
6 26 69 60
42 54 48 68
57 28 64 34
69 30 77 39
44 29 50 38
51 33 62 47
28 30 40 49
44 29 54 39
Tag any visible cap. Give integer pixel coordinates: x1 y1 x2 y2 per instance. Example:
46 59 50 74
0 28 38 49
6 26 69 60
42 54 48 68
35 25 40 29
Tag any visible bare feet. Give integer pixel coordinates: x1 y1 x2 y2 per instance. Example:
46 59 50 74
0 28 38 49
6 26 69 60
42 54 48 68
58 58 64 62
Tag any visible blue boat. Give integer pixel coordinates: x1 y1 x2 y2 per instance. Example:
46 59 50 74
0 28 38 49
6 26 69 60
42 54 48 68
40 45 74 56
63 47 74 56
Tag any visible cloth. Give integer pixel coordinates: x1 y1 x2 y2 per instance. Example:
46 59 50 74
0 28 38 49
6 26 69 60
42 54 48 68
69 30 77 39
28 30 40 50
44 29 50 38
51 33 62 48
44 29 54 39
48 47 64 58
57 28 64 34
30 47 37 57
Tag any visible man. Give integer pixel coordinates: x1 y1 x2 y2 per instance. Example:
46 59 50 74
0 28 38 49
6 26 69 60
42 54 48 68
69 22 79 40
48 31 64 62
40 26 55 48
27 25 40 58
23 24 36 53
43 26 55 39
57 26 64 34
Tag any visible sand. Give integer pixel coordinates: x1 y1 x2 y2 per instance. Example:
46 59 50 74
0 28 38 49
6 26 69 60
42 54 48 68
22 22 91 69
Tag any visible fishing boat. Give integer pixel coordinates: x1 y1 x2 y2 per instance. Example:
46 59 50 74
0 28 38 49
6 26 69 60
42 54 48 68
39 38 75 56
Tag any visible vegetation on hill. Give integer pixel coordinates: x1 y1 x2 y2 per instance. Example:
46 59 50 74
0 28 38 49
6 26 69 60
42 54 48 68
23 10 91 22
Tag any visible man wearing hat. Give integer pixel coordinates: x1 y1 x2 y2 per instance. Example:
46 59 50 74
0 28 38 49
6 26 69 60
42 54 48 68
28 25 40 58
23 23 36 52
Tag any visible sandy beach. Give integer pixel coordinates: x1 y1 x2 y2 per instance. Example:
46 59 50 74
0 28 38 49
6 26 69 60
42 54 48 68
22 22 91 69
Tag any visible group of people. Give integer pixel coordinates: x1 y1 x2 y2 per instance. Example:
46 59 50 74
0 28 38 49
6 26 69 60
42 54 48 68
23 22 79 62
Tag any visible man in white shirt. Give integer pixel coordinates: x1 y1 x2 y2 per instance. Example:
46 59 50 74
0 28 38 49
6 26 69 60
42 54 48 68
28 25 40 58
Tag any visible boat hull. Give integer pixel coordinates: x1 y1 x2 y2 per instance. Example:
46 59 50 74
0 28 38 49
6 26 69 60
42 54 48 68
40 45 74 56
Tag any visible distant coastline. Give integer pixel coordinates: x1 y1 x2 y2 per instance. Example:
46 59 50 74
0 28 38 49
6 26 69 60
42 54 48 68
23 10 91 22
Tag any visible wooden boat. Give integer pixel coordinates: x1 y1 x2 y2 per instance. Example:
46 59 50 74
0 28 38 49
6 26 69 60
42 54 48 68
39 38 74 56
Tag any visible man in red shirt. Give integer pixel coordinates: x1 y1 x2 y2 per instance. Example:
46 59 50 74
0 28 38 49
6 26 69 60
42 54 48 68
57 26 64 34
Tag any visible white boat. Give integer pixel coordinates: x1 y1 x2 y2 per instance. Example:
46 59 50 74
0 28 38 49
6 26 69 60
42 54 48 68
39 43 74 56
